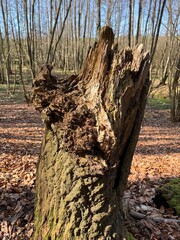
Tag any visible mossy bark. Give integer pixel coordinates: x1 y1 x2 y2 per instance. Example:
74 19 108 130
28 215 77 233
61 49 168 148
32 26 150 240
34 129 126 239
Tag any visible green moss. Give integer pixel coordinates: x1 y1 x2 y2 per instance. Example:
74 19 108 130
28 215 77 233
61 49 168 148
33 206 43 239
48 209 55 229
44 236 51 240
126 232 136 240
160 178 180 215
147 97 170 110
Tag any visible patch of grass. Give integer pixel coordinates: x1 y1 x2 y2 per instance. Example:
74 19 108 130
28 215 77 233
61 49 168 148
147 97 171 110
0 84 30 103
53 69 74 78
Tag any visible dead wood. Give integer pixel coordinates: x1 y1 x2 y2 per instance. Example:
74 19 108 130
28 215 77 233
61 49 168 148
31 26 150 240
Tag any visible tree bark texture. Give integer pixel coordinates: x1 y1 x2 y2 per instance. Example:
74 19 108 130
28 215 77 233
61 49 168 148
32 26 150 240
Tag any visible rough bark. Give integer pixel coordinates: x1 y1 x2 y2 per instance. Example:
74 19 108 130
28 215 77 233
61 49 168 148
32 26 150 240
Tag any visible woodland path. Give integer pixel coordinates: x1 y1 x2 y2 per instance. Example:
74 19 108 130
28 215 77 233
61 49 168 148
0 101 179 239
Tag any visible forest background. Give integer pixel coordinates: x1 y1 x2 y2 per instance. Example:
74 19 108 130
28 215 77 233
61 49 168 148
0 0 179 120
0 1 180 239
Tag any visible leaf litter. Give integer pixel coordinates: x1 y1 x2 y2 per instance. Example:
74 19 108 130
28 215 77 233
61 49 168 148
126 108 180 240
0 103 43 240
0 102 179 239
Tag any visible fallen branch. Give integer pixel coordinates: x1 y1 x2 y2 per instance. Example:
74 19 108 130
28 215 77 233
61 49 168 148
130 210 180 223
148 217 180 224
130 210 146 219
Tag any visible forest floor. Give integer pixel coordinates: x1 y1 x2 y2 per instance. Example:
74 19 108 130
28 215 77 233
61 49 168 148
0 99 179 240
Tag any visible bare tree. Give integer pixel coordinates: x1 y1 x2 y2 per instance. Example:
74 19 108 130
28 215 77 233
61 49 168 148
0 0 11 91
46 0 63 64
0 29 6 84
15 0 29 101
50 0 73 64
171 56 180 121
136 0 142 45
96 0 101 36
150 0 167 63
23 0 36 78
128 0 133 47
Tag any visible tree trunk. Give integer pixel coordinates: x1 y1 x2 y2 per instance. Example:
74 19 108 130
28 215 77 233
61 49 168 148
32 26 150 240
96 0 101 37
128 0 132 47
135 0 142 45
171 57 180 122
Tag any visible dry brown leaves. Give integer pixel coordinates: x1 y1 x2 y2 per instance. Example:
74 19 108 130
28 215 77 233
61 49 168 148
126 108 180 240
130 109 180 181
0 103 43 239
0 103 179 239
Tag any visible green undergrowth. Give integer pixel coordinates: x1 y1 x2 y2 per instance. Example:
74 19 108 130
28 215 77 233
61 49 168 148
0 84 30 103
126 232 136 240
161 178 180 215
147 97 171 110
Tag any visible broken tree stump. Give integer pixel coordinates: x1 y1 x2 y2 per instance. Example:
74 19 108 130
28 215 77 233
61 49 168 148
32 26 150 240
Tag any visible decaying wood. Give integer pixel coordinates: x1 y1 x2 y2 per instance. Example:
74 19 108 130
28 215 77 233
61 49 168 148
32 26 150 240
130 210 180 223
